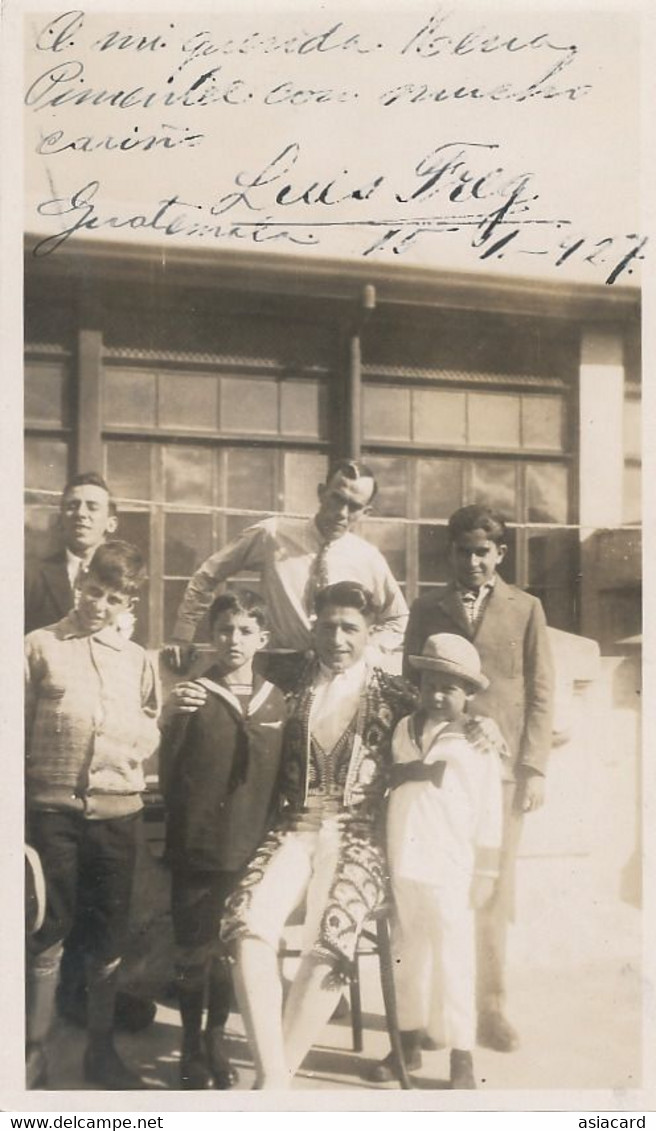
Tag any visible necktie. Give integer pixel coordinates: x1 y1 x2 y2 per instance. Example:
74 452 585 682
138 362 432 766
460 589 479 626
304 542 331 616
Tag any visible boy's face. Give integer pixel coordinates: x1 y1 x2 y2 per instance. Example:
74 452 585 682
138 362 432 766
211 612 269 675
76 573 134 634
419 670 471 720
315 472 374 543
313 604 371 672
450 528 506 590
61 485 117 556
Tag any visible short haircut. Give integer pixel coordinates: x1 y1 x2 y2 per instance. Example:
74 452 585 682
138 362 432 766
85 541 147 597
209 589 268 630
62 471 117 517
314 581 377 620
326 459 378 503
448 505 508 546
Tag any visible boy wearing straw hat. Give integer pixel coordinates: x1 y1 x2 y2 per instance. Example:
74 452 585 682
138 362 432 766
372 633 504 1089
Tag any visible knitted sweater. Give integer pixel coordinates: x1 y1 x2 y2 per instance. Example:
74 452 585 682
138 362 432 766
25 613 159 818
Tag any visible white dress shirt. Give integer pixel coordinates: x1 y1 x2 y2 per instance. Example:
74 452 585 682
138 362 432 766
309 658 368 753
172 515 408 652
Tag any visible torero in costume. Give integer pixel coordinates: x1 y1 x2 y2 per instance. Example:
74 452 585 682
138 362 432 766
221 581 504 1089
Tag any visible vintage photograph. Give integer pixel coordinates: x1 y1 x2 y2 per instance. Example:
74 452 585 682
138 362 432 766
9 0 649 1109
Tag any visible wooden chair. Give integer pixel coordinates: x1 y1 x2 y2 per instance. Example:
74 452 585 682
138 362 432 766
281 901 412 1090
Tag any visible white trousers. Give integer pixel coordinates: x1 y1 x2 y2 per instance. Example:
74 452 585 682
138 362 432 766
392 876 476 1051
239 808 342 958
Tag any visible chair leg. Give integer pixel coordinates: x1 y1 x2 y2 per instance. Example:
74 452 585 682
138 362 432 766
349 956 363 1053
376 917 413 1090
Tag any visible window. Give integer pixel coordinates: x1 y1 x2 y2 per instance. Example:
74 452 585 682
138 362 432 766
25 360 71 427
363 379 573 617
104 437 329 645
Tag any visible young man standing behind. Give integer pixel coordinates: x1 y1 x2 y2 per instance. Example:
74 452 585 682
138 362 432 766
403 505 554 1054
25 473 118 636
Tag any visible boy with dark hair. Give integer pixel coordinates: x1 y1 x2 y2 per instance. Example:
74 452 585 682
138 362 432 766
403 504 554 1053
159 590 287 1090
25 541 158 1090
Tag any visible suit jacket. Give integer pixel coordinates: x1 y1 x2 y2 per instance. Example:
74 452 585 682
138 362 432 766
25 551 73 635
403 577 554 775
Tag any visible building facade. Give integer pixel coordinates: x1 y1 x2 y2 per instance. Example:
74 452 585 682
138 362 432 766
24 237 641 655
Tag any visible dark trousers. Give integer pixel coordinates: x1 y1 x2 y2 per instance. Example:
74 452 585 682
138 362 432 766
171 869 238 1029
27 809 139 965
476 781 524 1012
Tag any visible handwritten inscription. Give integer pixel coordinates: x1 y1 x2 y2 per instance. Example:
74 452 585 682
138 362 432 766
32 144 647 285
25 9 646 283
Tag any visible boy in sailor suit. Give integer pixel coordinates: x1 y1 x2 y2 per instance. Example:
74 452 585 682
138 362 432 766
373 633 503 1090
159 591 286 1090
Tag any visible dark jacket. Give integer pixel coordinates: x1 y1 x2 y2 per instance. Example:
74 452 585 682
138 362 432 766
25 552 73 634
160 668 287 872
403 577 554 775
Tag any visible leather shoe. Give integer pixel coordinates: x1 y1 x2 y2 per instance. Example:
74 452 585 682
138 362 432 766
83 1040 145 1089
421 1032 445 1051
113 992 157 1033
367 1038 422 1084
180 1051 213 1090
205 1028 239 1089
450 1049 476 1089
477 1010 520 1053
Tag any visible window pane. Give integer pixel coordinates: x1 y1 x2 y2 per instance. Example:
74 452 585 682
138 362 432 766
623 398 641 459
25 361 69 426
527 528 579 632
468 393 520 448
363 521 406 581
227 449 276 511
413 390 466 445
418 459 463 519
522 395 565 451
226 514 266 545
529 587 576 634
105 441 151 502
159 373 218 431
365 455 408 517
623 464 641 524
104 369 156 426
280 380 324 438
284 451 329 514
221 377 278 434
25 437 69 491
116 512 151 646
164 513 213 576
527 528 578 590
25 505 59 560
526 463 569 523
470 461 518 520
163 446 212 505
418 525 451 584
498 527 517 584
363 386 411 441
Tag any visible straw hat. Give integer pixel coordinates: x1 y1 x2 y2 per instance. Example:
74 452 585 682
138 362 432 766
408 633 489 691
